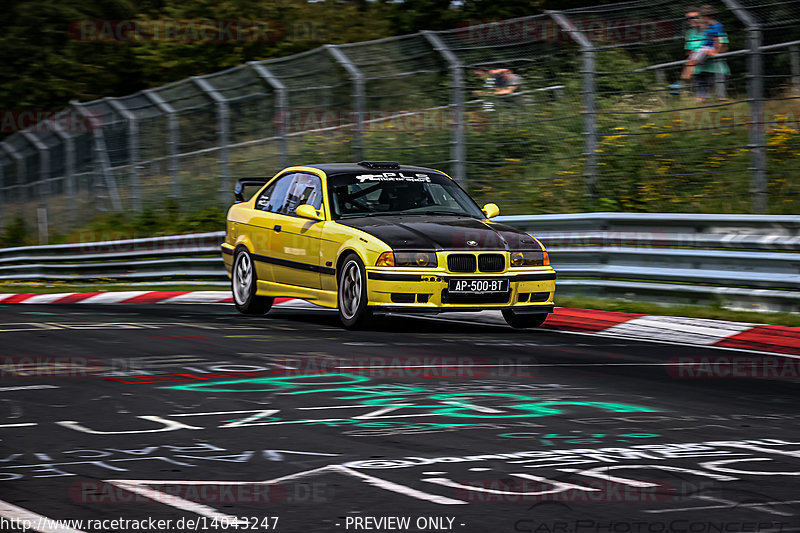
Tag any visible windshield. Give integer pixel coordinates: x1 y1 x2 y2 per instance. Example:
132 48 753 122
328 170 485 219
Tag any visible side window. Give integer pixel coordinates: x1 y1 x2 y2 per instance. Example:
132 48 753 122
276 173 323 216
255 173 295 212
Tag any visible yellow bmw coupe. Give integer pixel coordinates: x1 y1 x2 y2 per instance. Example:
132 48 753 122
221 161 555 329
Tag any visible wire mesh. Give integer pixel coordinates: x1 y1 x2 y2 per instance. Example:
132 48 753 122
2 0 800 243
339 34 453 173
436 14 585 212
736 0 800 213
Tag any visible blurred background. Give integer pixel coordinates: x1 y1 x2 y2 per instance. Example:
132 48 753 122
1 0 799 246
0 0 799 317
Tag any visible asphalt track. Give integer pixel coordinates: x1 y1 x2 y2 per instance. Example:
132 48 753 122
0 302 798 533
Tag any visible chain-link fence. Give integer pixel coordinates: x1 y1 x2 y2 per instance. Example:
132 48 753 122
2 0 800 243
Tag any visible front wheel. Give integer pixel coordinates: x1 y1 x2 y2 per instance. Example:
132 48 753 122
232 248 274 315
502 309 549 329
338 254 373 329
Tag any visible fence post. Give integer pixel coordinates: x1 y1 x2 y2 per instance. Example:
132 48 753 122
0 164 4 232
548 11 597 200
21 131 51 244
52 114 76 226
789 45 800 94
421 31 466 187
143 89 180 199
722 0 767 213
192 76 231 207
0 158 3 229
106 98 141 212
0 142 24 208
325 44 365 161
71 101 122 212
249 61 290 168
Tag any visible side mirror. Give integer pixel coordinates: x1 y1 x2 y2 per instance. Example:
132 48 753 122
234 178 269 203
482 203 500 219
234 182 246 203
295 204 324 221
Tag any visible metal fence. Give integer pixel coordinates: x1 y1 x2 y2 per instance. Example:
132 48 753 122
2 0 800 244
2 214 797 312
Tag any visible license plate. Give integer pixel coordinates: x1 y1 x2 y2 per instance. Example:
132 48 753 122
448 278 509 294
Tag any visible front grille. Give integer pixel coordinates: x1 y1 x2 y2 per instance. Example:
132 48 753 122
478 254 504 272
447 254 476 273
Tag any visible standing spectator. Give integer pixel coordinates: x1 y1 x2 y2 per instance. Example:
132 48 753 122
694 5 730 102
473 67 522 109
670 5 727 97
492 68 522 98
473 68 497 111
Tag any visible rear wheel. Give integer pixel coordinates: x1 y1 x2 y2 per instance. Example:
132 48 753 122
338 254 373 329
502 309 548 329
232 248 274 315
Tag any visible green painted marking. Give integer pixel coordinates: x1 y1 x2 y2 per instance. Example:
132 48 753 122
162 373 370 392
164 373 661 421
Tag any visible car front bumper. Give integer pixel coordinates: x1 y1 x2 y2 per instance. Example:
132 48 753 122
364 267 556 312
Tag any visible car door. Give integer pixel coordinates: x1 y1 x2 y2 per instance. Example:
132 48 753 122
247 173 296 284
269 172 326 289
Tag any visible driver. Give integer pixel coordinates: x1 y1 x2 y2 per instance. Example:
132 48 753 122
383 183 432 211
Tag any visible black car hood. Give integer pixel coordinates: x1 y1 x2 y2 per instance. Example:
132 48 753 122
338 215 540 251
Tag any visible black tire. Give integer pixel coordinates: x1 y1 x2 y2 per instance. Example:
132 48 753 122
502 309 549 329
232 247 274 315
338 254 373 329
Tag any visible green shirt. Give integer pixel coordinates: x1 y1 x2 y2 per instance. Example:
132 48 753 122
685 27 730 75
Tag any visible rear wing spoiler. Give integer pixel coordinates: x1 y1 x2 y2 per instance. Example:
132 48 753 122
234 178 270 203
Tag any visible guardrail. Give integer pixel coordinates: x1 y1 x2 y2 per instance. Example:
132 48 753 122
1 214 798 312
0 232 226 282
501 213 800 313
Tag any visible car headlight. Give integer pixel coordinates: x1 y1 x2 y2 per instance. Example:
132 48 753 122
510 250 547 267
376 252 437 268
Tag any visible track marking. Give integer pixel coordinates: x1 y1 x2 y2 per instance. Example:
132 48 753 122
601 316 755 345
76 292 151 304
0 499 87 532
335 362 794 369
152 291 232 304
108 481 239 523
0 385 59 392
17 294 78 304
107 465 465 522
0 323 60 332
406 314 800 360
645 498 800 515
692 495 793 517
